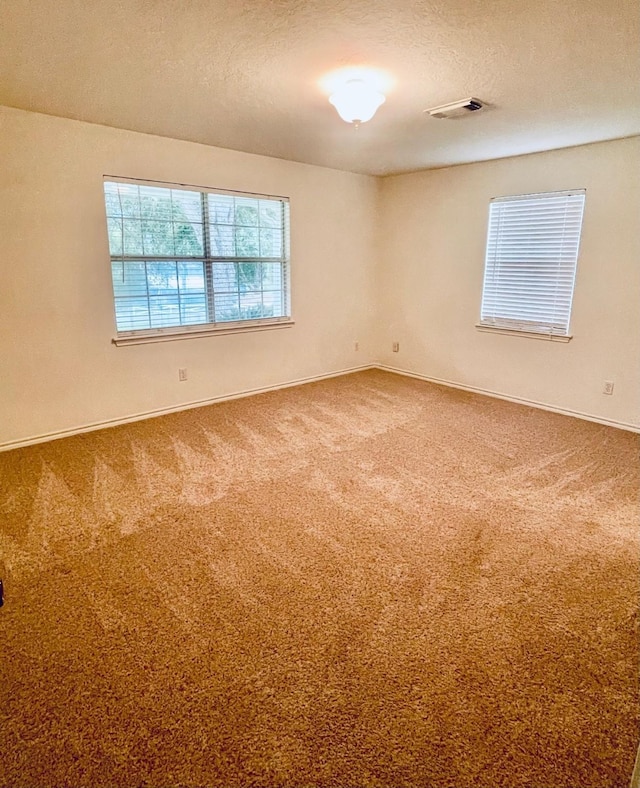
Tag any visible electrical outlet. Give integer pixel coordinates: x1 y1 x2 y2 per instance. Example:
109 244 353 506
178 368 188 382
603 380 614 395
392 342 400 352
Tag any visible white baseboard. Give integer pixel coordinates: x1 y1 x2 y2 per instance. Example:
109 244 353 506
3 362 637 451
376 363 640 433
0 365 376 452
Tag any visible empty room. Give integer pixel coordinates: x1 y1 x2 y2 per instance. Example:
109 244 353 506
1 1 639 786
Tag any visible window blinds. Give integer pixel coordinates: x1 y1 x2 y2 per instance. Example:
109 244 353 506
480 190 586 337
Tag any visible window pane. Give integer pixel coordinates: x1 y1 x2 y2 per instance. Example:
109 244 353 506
122 219 143 255
174 221 203 256
261 263 283 291
259 228 282 258
214 292 241 322
235 197 259 227
112 262 147 298
139 185 173 221
103 182 141 219
107 218 123 255
172 190 202 223
208 224 235 256
212 262 238 292
262 290 284 317
177 262 205 292
238 263 261 293
240 292 266 319
259 200 281 228
180 294 208 325
208 194 235 224
235 227 259 257
114 297 150 331
104 184 125 219
142 221 175 256
146 262 177 295
170 190 204 256
149 295 180 327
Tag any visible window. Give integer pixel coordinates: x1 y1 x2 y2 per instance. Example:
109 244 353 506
478 190 586 340
103 178 290 344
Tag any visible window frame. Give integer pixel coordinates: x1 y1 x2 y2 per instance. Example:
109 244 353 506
103 176 293 346
476 189 586 342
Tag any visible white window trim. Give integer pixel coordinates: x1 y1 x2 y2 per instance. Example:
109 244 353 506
112 318 295 346
103 175 291 344
475 323 571 342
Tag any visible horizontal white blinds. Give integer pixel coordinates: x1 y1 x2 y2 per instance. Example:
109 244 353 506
480 190 586 336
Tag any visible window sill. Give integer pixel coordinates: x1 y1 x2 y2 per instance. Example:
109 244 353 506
475 324 572 342
113 319 295 346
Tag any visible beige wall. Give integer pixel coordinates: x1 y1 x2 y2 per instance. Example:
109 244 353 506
0 107 377 446
1 108 637 446
377 138 640 429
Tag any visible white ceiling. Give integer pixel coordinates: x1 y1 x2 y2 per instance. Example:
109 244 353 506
1 0 639 175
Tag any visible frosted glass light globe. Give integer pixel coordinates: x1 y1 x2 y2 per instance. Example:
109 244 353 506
329 79 386 125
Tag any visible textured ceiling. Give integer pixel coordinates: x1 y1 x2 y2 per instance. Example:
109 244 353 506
1 0 639 175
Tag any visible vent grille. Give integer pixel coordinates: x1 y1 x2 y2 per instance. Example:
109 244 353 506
425 98 484 119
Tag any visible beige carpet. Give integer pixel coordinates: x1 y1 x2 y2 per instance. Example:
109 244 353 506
0 370 638 787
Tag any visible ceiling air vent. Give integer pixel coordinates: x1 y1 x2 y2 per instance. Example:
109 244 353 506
425 98 484 119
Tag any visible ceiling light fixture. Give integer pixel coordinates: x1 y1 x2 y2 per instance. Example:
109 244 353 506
329 79 386 127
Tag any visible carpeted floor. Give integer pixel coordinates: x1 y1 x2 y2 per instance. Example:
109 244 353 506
0 369 638 788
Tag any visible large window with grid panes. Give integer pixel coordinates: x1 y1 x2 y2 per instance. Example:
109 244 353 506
103 178 290 344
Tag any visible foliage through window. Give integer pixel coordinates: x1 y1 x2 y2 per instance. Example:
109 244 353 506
479 190 586 338
103 179 290 338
